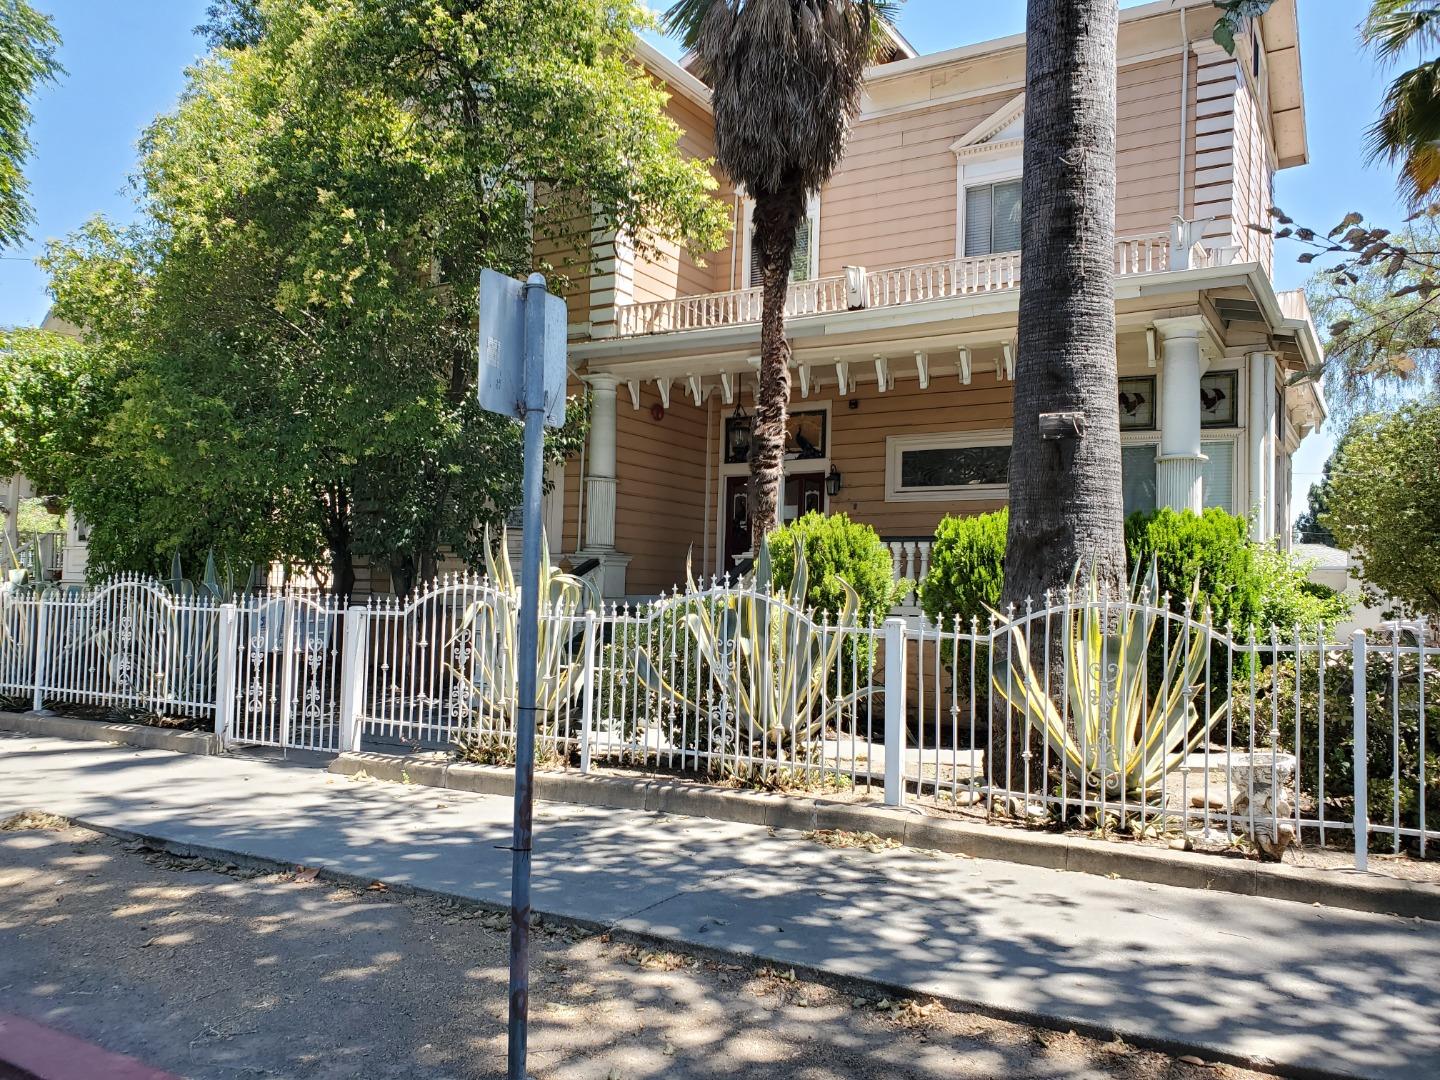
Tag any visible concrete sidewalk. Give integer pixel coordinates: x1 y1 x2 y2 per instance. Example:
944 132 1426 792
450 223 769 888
1 731 1437 1080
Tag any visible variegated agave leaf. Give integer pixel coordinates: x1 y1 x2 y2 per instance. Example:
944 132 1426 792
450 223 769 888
993 560 1222 798
445 526 591 731
636 539 870 758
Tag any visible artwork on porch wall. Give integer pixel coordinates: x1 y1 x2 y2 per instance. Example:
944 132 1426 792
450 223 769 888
724 407 827 465
1117 376 1155 431
1200 370 1238 427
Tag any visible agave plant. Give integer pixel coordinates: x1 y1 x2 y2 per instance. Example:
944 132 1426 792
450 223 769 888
992 563 1222 800
634 541 867 765
444 529 594 757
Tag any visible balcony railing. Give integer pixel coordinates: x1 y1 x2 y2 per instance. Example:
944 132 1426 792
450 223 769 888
612 234 1175 338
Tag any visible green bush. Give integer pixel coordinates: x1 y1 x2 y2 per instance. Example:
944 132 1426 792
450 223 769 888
768 512 906 625
919 509 1006 629
1232 649 1439 851
917 506 1347 640
1124 508 1259 631
1251 545 1353 637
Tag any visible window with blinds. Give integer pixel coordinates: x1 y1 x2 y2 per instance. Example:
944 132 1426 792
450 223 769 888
1121 443 1157 517
1202 440 1235 514
748 215 814 286
963 180 1022 257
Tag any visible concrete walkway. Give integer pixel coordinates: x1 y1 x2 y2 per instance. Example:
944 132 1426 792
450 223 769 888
1 731 1437 1080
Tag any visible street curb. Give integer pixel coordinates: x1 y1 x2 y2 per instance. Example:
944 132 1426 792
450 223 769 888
0 710 220 757
329 750 1440 924
55 813 1360 1080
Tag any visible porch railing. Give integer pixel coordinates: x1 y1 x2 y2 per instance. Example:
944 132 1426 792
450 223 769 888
4 573 1434 869
613 234 1173 337
884 536 933 613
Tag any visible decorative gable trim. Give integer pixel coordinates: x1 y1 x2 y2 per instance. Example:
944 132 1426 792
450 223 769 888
950 93 1025 161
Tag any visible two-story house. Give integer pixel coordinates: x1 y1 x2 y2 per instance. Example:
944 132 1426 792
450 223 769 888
556 0 1324 603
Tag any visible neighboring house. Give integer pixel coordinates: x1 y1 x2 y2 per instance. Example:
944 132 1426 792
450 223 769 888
556 0 1325 602
1293 542 1396 637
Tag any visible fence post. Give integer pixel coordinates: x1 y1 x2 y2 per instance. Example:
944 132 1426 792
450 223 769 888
337 605 369 754
579 609 599 775
1351 628 1368 873
214 603 239 749
883 616 908 808
30 593 50 713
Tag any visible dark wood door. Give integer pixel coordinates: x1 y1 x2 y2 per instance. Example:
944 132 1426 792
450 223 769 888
722 473 826 570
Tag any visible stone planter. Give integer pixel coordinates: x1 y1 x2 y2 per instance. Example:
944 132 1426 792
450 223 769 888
1227 750 1297 860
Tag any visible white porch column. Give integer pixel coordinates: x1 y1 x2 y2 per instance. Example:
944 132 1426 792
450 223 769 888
583 373 619 550
577 372 631 597
1153 318 1208 513
1248 351 1274 542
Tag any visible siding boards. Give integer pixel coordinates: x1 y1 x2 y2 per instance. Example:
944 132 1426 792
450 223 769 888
612 386 709 595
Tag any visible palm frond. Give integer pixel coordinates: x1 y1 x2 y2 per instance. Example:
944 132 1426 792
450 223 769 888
1365 56 1440 205
1363 1 1440 63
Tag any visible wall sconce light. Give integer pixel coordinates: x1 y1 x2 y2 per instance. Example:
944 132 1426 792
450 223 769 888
825 464 843 497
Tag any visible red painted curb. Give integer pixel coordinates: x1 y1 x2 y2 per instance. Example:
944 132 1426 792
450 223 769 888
0 1013 181 1080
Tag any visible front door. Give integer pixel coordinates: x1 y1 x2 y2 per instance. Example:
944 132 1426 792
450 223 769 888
722 473 826 569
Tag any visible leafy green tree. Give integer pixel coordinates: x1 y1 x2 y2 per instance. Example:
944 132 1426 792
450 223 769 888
1322 398 1440 618
43 0 725 591
1293 431 1354 546
0 327 112 496
0 0 60 248
664 0 896 548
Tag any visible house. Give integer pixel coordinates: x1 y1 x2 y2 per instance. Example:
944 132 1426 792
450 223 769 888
551 0 1324 603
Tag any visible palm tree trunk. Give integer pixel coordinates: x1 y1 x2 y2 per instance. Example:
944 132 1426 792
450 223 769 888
998 0 1126 800
748 184 807 551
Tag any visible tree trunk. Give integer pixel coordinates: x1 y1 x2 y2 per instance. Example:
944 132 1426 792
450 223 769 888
748 184 807 553
998 0 1126 801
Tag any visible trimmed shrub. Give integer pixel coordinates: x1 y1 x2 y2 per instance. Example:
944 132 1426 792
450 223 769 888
917 506 1347 639
1124 508 1258 631
919 509 1006 629
767 511 907 625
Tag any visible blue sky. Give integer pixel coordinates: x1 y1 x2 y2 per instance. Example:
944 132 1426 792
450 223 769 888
0 0 1409 514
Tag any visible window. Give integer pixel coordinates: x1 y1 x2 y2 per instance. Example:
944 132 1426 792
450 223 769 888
1122 443 1157 517
963 179 1022 257
724 408 827 465
1118 376 1156 431
1201 439 1235 514
1122 440 1236 516
745 206 816 287
886 432 1010 501
1200 370 1238 428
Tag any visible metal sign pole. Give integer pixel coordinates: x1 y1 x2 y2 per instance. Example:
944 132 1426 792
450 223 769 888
477 266 564 1080
506 272 549 1080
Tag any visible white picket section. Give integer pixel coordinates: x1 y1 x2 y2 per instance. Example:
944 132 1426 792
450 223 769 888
17 577 220 718
231 591 344 752
0 591 38 698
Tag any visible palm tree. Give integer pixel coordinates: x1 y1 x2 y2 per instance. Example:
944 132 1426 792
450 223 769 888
1217 1 1440 206
1002 0 1126 609
1363 1 1440 206
664 0 895 550
998 0 1125 798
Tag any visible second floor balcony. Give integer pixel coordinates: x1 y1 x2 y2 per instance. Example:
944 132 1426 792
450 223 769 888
607 232 1240 339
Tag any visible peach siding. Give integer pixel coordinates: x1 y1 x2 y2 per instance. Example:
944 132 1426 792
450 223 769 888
629 92 737 305
823 378 1014 536
821 54 1198 278
610 386 711 595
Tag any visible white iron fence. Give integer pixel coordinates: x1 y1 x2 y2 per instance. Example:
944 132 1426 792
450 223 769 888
0 574 1434 867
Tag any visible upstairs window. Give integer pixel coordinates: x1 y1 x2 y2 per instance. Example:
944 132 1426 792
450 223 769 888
963 179 1022 257
744 201 818 287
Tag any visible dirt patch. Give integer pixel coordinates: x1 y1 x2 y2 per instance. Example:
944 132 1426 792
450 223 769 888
0 824 1272 1080
0 810 70 832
